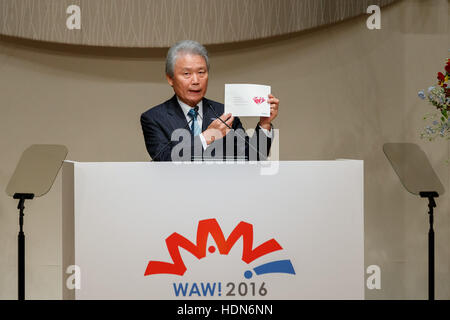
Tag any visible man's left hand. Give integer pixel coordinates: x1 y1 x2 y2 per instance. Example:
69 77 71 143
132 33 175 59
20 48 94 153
259 94 279 130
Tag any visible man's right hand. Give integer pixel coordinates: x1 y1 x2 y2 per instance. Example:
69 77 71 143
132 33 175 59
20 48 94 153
202 113 234 145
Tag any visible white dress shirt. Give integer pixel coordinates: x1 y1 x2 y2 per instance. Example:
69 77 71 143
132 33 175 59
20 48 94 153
177 97 208 150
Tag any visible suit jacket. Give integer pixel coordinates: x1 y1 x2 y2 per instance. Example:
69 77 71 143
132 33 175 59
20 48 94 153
140 95 272 161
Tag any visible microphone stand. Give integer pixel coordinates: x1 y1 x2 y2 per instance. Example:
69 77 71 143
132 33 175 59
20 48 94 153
207 103 269 161
152 103 271 161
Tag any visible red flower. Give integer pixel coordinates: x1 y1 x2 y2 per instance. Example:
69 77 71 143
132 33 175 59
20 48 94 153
438 72 445 81
446 64 450 73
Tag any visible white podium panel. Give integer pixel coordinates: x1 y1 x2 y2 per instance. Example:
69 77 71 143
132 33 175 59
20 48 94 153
62 161 364 299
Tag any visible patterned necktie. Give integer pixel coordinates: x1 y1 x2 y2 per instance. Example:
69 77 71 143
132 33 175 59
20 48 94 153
187 108 201 136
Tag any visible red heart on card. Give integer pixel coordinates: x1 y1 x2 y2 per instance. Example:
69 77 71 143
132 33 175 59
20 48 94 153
253 97 266 104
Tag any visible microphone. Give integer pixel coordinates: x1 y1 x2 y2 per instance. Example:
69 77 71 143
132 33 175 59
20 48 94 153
206 103 268 161
151 105 199 162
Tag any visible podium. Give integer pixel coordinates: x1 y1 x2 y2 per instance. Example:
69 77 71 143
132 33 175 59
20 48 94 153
62 160 364 299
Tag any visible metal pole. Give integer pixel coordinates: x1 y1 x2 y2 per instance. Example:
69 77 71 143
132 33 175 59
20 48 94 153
419 191 437 301
18 198 25 300
428 204 434 300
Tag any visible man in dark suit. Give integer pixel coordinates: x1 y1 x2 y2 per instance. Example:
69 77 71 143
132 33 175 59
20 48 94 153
140 40 279 161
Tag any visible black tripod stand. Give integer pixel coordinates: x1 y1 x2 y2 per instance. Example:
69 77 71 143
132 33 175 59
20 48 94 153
383 143 444 301
6 144 68 300
419 191 438 300
14 193 34 301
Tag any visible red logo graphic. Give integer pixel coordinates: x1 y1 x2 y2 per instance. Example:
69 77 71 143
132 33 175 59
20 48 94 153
145 219 283 276
253 97 266 104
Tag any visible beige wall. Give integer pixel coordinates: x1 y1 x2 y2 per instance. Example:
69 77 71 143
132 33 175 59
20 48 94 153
0 0 449 299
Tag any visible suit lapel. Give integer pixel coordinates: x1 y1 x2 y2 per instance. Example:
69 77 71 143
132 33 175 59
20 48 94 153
166 95 190 131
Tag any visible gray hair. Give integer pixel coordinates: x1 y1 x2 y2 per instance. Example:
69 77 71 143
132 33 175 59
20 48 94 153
165 40 209 78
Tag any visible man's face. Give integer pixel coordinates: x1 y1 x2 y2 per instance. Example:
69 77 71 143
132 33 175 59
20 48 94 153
167 53 209 107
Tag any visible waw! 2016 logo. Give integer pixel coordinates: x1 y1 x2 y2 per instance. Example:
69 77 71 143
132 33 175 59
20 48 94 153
144 218 295 297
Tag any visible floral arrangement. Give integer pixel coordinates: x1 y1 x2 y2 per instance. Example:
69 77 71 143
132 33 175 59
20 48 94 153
418 58 450 140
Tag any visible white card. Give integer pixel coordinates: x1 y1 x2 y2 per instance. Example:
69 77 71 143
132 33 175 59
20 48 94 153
225 84 271 117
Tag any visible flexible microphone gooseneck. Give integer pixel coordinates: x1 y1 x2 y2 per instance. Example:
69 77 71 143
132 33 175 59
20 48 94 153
206 103 268 161
151 106 199 161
